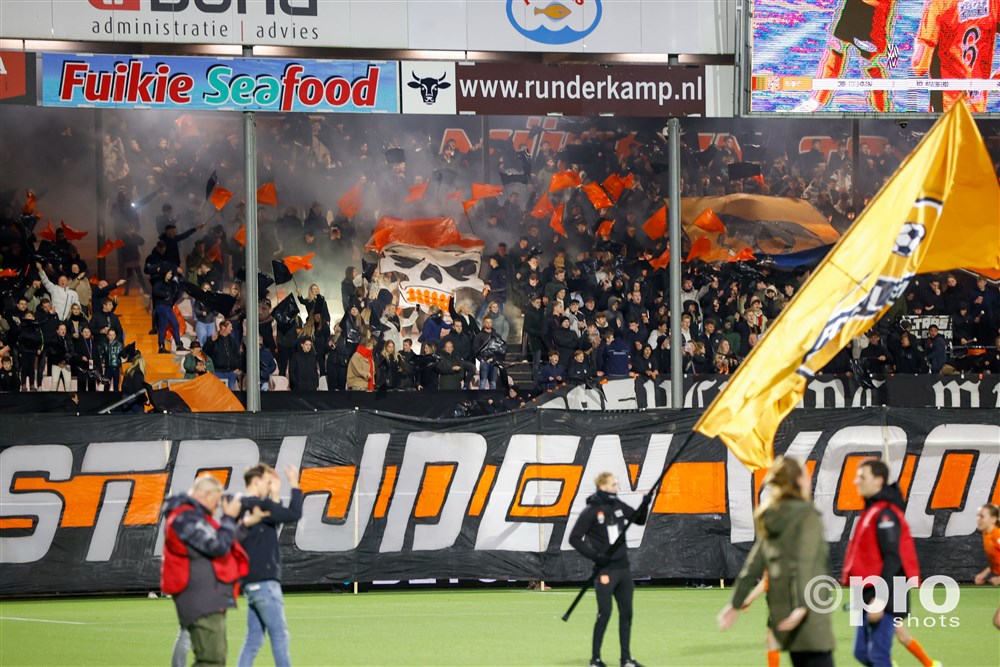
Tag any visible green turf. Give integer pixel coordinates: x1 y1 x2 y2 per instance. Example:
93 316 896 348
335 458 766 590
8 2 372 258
1 586 998 666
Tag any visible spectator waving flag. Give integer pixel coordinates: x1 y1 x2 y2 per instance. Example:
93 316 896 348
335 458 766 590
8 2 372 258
471 183 504 199
550 204 567 238
38 220 57 242
97 239 125 259
233 224 246 248
60 221 88 241
256 182 278 207
209 186 233 211
338 181 364 219
695 102 1000 472
405 182 429 203
282 253 315 274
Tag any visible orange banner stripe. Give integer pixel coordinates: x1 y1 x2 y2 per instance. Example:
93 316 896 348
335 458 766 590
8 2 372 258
897 455 917 501
0 518 35 530
414 465 457 519
627 464 640 488
373 466 398 519
835 455 876 512
509 465 583 518
12 473 169 528
930 453 975 510
468 465 497 517
653 462 726 514
198 468 232 488
300 467 356 520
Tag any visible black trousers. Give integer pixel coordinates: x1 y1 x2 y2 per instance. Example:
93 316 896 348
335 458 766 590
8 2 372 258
593 567 634 661
790 651 834 667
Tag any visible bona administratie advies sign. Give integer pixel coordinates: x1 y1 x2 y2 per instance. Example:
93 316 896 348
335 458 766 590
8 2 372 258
0 1 731 54
41 53 398 112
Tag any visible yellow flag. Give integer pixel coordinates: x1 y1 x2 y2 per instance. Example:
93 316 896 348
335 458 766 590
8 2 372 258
694 102 1000 472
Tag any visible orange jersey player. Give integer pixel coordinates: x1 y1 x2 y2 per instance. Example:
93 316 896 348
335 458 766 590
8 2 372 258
973 503 1000 630
795 0 900 112
913 0 1000 112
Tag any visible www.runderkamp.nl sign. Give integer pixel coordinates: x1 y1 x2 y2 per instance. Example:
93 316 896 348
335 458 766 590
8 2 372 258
41 53 399 113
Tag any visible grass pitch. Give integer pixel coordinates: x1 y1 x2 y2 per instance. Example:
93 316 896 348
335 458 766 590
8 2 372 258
1 586 998 666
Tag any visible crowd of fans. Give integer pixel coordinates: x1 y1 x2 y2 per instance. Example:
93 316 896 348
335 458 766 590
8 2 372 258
1 111 999 396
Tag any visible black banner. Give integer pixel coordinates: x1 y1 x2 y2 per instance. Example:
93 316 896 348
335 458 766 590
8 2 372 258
1 408 998 595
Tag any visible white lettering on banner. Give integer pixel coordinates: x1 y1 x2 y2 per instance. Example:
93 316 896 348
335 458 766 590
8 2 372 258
812 427 907 542
806 379 847 408
851 378 886 407
559 434 672 551
381 433 487 552
685 379 728 408
932 380 981 408
904 424 1000 538
154 438 261 556
81 441 166 561
476 435 580 552
0 445 72 564
295 433 388 552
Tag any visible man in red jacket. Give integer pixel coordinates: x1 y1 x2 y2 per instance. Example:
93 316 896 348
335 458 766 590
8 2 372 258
842 459 920 667
161 474 249 667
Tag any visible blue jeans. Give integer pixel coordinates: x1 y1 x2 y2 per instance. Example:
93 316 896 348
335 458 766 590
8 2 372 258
238 580 290 667
853 611 896 667
479 361 499 390
195 321 215 348
156 303 180 348
215 370 239 390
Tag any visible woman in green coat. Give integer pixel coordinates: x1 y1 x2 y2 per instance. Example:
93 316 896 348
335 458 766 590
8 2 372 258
718 456 835 667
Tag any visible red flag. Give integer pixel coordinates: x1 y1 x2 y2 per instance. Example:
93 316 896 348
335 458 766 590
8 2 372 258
338 182 363 218
96 239 125 259
726 247 757 263
596 219 615 237
549 170 583 192
550 204 567 238
649 246 671 270
207 240 223 263
256 182 278 207
623 174 634 189
462 199 479 214
531 194 555 219
753 174 766 188
0 268 18 278
582 183 614 210
472 183 504 199
109 285 126 297
445 190 464 202
642 206 667 240
22 190 36 215
602 174 626 203
405 182 429 203
283 253 315 274
692 208 726 234
369 226 394 252
233 224 246 248
60 220 88 241
209 186 233 211
38 220 56 242
89 275 100 285
685 236 712 262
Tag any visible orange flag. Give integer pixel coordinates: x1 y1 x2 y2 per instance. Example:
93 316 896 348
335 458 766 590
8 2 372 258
643 206 667 240
531 194 555 219
233 224 246 248
338 182 363 218
283 253 315 274
692 208 726 234
256 182 278 207
582 183 614 210
550 204 567 237
462 199 479 214
445 190 464 202
686 236 712 262
96 239 125 259
60 220 88 241
602 174 626 203
22 190 36 215
649 245 671 270
596 219 615 237
472 183 504 199
38 220 56 242
726 247 757 263
549 170 583 192
405 182 429 203
0 268 18 278
209 186 233 211
207 240 223 263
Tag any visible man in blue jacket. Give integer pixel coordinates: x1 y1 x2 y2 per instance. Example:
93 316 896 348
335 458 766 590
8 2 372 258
237 464 303 667
600 331 632 379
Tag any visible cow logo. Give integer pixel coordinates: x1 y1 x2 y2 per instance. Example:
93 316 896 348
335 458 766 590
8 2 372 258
408 72 451 105
507 0 603 45
893 222 926 257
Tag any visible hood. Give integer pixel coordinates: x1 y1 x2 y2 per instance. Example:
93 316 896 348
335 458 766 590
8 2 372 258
865 482 905 510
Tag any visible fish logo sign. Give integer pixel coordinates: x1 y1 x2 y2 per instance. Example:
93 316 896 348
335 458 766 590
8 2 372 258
507 0 603 45
407 72 451 105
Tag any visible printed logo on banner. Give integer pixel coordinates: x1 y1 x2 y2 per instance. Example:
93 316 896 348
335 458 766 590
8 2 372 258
507 0 603 45
88 0 140 9
400 61 457 115
0 51 36 106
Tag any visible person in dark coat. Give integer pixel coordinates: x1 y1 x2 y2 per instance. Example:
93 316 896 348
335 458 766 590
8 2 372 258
297 283 331 332
538 350 566 391
151 269 185 354
569 472 649 667
551 316 580 369
895 333 928 374
566 348 596 385
522 294 547 379
288 338 320 391
860 331 892 374
436 340 465 390
160 223 204 268
441 319 476 388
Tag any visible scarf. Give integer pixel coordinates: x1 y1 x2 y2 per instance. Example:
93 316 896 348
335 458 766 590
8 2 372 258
356 345 375 391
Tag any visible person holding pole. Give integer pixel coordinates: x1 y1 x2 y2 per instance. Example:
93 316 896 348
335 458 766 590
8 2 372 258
569 472 648 667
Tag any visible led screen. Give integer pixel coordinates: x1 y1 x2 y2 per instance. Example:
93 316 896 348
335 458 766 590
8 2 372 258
750 0 1000 113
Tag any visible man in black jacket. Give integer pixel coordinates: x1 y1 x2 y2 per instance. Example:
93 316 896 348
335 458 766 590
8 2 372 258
570 472 649 667
204 320 241 389
237 464 303 667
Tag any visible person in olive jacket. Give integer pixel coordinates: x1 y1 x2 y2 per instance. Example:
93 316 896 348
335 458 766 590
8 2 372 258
718 456 835 667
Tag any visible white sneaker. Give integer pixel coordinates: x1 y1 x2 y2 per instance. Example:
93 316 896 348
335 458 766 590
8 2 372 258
791 98 820 113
